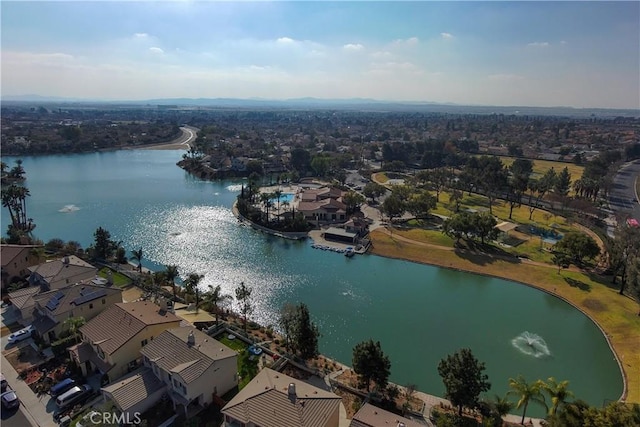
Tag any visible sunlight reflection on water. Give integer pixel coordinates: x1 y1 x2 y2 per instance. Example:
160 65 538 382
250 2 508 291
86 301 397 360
126 204 304 324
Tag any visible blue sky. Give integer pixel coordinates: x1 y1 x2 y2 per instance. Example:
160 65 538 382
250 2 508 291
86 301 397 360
2 1 639 108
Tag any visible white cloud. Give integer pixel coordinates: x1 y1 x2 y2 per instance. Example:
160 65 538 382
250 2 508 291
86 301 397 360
343 43 364 51
276 37 295 44
134 33 149 39
149 47 164 54
440 32 454 40
527 42 549 47
560 40 567 45
393 37 419 46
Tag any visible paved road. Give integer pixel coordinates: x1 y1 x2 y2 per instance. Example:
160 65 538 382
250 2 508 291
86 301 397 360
1 404 32 427
609 160 640 215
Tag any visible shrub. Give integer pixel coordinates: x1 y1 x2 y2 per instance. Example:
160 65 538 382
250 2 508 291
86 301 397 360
51 335 76 357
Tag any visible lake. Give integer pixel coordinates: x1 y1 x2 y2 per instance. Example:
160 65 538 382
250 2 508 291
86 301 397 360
1 151 623 413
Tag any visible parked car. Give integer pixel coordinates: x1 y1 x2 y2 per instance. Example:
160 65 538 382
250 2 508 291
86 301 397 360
7 325 34 344
50 378 76 398
1 390 20 409
0 374 7 392
56 384 92 410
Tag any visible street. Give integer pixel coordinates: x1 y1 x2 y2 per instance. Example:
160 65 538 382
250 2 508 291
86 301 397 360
608 160 640 220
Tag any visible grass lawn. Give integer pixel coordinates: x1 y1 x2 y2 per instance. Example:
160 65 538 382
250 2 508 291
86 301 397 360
216 335 258 389
496 156 585 180
372 172 389 183
218 335 248 352
98 267 131 288
369 228 640 403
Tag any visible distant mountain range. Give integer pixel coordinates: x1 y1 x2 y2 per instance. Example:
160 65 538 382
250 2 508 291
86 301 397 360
2 95 638 118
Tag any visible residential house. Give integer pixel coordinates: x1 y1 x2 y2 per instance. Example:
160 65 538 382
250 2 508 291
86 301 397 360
69 301 181 382
298 199 348 223
140 327 238 417
6 286 40 326
222 368 341 427
31 282 122 344
349 403 425 427
297 187 348 224
0 244 42 288
101 367 167 422
7 255 98 326
27 255 97 291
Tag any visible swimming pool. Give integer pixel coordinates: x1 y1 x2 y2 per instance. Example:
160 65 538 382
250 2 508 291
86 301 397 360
270 193 294 204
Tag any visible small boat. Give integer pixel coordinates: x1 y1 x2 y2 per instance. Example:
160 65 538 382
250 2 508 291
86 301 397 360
345 249 355 258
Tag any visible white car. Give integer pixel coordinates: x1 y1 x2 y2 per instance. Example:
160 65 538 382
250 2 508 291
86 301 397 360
7 325 34 345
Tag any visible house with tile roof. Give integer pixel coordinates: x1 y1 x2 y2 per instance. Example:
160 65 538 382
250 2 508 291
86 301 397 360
140 327 238 417
6 285 40 326
69 301 181 382
349 403 426 427
31 282 123 344
27 255 97 291
222 368 341 427
101 367 167 422
0 244 42 288
297 186 348 224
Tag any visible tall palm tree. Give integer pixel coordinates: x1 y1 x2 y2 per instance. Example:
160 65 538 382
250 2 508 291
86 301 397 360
541 377 574 416
63 316 86 344
165 265 179 301
203 285 231 324
273 189 282 223
132 248 143 273
508 375 547 424
184 273 204 311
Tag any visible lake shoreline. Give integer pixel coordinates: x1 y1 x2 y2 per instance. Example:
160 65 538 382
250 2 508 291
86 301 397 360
369 228 637 403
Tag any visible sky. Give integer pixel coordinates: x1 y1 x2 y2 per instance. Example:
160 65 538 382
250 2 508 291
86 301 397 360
1 1 639 109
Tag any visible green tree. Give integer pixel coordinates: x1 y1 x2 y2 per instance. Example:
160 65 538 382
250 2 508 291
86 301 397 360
235 281 253 333
352 339 391 392
290 148 311 172
507 159 533 219
93 227 115 260
63 316 86 344
541 377 574 416
527 168 556 220
363 182 386 203
343 190 365 215
473 213 498 244
279 303 298 354
203 284 231 325
292 303 320 360
508 375 546 424
184 273 204 311
131 247 143 273
437 348 491 416
165 265 179 301
554 232 600 265
406 190 436 220
554 166 572 196
381 194 405 222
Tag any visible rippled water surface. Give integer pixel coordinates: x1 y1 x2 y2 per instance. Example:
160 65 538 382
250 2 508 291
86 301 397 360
2 151 623 414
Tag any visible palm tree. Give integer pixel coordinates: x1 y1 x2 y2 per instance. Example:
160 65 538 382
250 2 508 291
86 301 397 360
184 273 204 311
165 265 179 301
132 248 143 273
490 393 515 425
203 285 231 325
508 375 547 424
541 377 574 416
273 189 282 223
259 193 270 222
63 316 86 344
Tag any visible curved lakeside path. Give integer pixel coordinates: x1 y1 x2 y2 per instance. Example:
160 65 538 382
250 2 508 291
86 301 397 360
369 226 639 404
